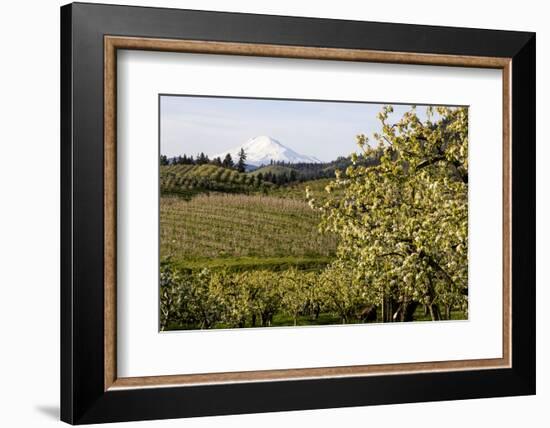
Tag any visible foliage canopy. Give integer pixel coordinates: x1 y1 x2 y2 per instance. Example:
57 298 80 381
309 106 468 321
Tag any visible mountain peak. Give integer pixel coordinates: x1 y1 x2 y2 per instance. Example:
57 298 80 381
243 135 284 149
213 136 321 167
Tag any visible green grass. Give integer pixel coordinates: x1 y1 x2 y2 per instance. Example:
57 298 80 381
170 255 333 272
271 312 342 326
164 308 466 331
161 193 338 265
411 306 467 322
271 307 467 326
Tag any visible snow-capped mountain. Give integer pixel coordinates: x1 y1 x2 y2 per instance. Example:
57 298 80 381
213 136 321 167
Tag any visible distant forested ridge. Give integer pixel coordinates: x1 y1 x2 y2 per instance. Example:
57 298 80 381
161 150 382 189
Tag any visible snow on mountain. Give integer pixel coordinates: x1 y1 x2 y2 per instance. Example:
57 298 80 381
212 136 321 167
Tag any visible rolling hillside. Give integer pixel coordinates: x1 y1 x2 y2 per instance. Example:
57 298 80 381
160 164 273 197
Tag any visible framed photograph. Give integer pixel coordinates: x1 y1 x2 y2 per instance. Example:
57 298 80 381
60 2 535 424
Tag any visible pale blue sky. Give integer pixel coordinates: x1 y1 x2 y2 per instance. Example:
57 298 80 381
160 95 429 161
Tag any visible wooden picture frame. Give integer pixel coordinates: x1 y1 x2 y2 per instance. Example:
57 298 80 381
61 2 535 424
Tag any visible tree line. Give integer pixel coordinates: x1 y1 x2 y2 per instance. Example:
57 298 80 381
161 148 248 173
160 255 463 331
161 263 379 330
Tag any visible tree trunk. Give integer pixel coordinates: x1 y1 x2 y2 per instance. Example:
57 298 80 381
385 298 396 322
401 301 419 322
429 304 441 321
385 299 390 322
261 311 273 327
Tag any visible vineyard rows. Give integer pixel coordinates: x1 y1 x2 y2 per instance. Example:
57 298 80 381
160 193 338 261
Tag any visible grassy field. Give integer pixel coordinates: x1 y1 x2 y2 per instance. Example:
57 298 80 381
159 164 344 272
168 256 333 273
269 306 467 327
162 300 467 330
160 193 338 268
